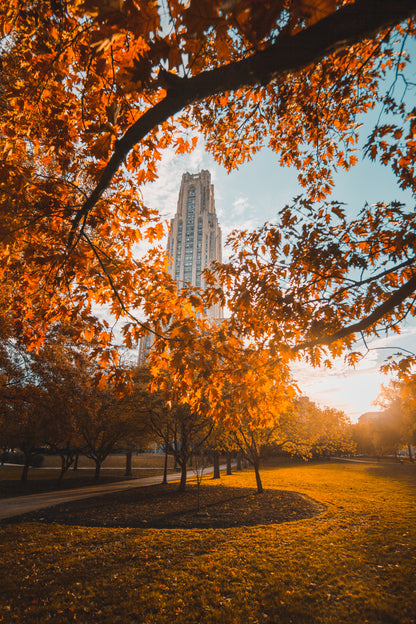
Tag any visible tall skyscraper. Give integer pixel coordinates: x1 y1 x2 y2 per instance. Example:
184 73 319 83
139 170 223 359
166 170 223 319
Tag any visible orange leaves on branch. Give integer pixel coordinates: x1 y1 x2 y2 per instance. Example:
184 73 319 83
182 0 219 39
214 189 416 370
145 222 166 243
90 132 114 160
81 0 123 18
0 0 415 385
174 135 198 154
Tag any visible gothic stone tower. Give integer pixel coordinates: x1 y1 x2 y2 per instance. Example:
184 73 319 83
166 170 223 320
139 170 223 360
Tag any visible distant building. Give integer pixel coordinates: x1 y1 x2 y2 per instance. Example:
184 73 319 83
139 170 223 360
358 412 382 424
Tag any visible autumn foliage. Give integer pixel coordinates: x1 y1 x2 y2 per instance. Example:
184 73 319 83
1 1 416 444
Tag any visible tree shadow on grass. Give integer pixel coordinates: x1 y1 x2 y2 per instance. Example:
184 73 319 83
2 483 325 529
363 461 416 492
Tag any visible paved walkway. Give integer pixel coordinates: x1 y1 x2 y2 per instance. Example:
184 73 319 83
0 466 222 521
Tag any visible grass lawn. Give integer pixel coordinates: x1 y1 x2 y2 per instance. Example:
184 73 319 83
0 460 415 623
0 453 176 498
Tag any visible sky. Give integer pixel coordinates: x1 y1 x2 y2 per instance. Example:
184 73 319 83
140 126 416 423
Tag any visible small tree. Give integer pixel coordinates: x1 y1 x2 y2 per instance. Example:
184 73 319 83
163 403 214 492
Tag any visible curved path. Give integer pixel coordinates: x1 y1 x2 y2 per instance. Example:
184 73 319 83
0 466 223 521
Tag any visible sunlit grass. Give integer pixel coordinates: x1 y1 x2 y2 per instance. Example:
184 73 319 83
1 461 415 623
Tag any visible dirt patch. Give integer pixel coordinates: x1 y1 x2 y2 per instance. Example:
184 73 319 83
3 483 324 528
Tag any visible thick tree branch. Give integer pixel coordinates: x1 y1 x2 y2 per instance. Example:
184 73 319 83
299 257 416 307
296 271 416 352
67 0 416 247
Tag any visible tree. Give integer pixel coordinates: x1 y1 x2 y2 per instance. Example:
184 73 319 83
277 397 355 459
0 322 82 482
309 405 355 458
208 346 297 493
351 413 379 456
116 365 161 476
74 373 149 480
0 322 153 482
150 402 214 491
231 394 354 492
1 384 49 482
0 1 415 363
0 313 32 467
398 378 416 459
29 328 89 483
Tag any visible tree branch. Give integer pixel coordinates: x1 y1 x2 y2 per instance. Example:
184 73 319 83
296 271 416 351
67 0 416 248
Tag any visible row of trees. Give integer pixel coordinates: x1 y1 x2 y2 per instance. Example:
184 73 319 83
0 323 151 482
0 324 354 491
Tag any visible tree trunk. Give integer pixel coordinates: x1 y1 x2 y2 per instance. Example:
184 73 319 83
408 444 414 462
253 459 264 494
213 450 220 479
58 455 66 484
125 449 132 477
197 478 201 512
226 451 232 475
236 452 243 471
94 459 102 480
179 461 187 492
73 452 79 471
57 450 74 485
162 445 169 484
21 460 30 483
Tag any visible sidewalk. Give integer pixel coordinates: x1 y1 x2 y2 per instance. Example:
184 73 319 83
0 466 221 521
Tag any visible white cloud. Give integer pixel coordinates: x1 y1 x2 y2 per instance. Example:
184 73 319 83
141 140 208 223
231 196 250 216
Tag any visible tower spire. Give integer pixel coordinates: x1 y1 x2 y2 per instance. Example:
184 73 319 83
167 170 223 319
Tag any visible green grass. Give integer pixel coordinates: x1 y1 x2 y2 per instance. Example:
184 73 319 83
0 460 415 623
